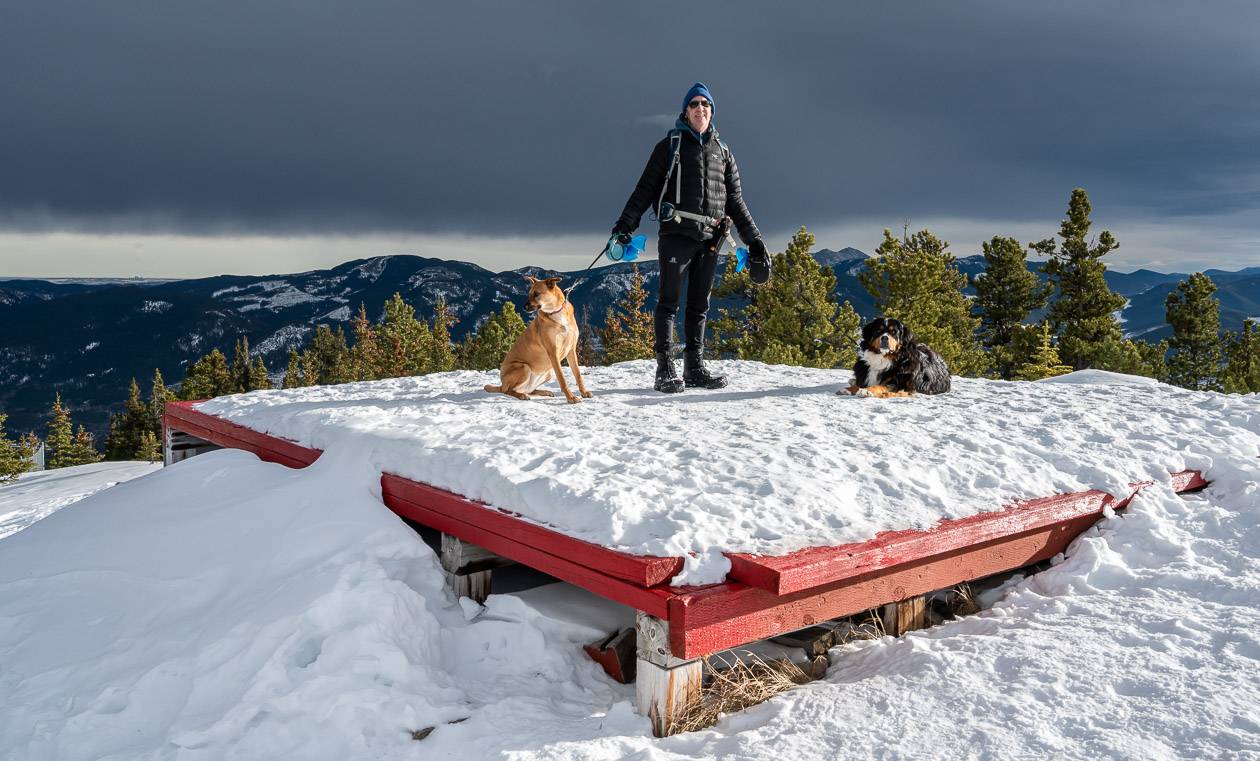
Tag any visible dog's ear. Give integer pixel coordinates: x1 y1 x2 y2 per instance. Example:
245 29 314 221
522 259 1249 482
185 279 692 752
544 276 563 286
899 322 915 345
523 274 538 285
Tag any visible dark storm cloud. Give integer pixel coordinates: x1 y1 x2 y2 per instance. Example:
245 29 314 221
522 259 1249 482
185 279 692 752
2 1 1258 237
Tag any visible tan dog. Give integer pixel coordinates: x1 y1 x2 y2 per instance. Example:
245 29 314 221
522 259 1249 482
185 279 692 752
483 276 593 404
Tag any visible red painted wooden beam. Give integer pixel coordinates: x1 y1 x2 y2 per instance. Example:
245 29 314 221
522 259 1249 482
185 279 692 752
381 476 683 588
670 508 1107 659
165 401 321 468
726 470 1208 596
386 487 675 618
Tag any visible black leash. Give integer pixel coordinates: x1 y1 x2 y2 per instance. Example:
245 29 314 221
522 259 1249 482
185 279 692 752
564 238 619 297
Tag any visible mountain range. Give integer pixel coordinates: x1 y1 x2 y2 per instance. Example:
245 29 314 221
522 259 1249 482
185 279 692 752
3 251 1258 440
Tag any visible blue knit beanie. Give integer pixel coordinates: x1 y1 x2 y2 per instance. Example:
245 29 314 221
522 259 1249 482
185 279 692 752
681 82 714 114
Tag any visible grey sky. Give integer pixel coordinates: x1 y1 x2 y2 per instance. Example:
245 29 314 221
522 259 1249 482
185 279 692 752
2 1 1258 276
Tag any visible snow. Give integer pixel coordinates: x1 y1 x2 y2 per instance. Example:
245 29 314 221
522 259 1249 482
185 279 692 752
353 256 391 282
0 461 160 540
198 362 1260 584
318 305 351 322
140 300 173 314
1037 368 1161 386
1 405 1258 759
213 280 333 312
254 324 312 356
0 453 629 761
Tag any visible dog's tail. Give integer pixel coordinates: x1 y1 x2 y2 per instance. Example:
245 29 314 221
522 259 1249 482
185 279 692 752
483 384 502 393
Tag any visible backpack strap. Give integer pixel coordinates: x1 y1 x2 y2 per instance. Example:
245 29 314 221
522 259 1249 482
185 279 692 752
652 130 683 221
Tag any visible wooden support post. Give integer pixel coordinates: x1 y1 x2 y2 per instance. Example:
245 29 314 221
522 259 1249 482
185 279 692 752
440 533 501 604
635 612 702 737
881 595 929 637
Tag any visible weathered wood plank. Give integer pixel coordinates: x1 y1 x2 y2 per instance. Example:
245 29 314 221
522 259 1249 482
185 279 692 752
881 595 928 636
635 613 702 737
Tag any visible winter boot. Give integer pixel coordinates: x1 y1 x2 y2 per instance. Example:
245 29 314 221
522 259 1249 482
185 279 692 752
684 350 727 389
654 353 685 393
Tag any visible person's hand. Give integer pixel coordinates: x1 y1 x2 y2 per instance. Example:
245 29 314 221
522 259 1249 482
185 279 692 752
611 223 633 242
748 238 771 284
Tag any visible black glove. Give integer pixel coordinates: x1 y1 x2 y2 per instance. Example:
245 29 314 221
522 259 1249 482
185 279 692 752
611 222 633 240
748 238 771 284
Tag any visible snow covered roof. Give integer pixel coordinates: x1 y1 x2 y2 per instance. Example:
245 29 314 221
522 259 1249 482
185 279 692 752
196 361 1260 584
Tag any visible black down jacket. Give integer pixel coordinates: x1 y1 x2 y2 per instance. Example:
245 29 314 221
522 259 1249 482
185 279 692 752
615 122 761 244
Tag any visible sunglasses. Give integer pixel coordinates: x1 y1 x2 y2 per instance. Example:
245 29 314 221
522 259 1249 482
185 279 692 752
687 100 711 110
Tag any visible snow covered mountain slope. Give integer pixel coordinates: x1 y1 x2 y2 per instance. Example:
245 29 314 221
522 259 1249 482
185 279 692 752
0 399 1257 759
198 363 1260 584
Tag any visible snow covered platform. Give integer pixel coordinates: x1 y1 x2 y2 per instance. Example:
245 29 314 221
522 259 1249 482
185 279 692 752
162 363 1257 668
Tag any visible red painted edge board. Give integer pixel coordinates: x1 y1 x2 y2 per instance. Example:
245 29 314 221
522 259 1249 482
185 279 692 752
166 402 685 588
164 409 317 469
727 469 1208 596
386 488 675 618
165 401 322 467
670 509 1106 659
381 475 684 588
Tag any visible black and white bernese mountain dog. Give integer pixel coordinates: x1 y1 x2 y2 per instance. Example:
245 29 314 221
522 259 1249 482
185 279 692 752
843 317 951 398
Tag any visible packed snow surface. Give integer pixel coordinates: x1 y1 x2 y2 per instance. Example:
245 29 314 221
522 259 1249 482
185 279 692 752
199 361 1260 583
0 461 160 540
1 434 1258 759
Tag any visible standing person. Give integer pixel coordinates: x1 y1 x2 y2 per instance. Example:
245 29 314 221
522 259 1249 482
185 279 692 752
610 82 770 393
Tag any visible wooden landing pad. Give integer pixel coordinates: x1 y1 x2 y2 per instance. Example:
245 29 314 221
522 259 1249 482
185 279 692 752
165 401 1209 659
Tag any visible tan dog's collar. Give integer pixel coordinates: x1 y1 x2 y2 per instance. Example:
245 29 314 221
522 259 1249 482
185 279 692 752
540 299 567 315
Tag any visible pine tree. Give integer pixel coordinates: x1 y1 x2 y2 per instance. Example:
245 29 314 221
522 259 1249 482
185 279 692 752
248 356 271 391
376 293 434 377
68 425 103 465
137 430 162 463
1221 320 1260 394
282 348 305 389
972 235 1050 378
0 412 36 483
710 251 757 359
576 306 600 368
1013 323 1074 381
429 297 457 373
105 378 151 460
860 228 986 375
1132 339 1169 381
46 393 75 469
710 228 860 368
148 369 174 436
302 325 352 385
1164 273 1223 391
600 264 656 364
458 301 527 371
1033 188 1128 370
346 304 380 381
180 349 234 400
230 337 253 393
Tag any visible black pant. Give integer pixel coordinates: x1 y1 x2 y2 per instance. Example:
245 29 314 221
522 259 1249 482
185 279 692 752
654 235 720 355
